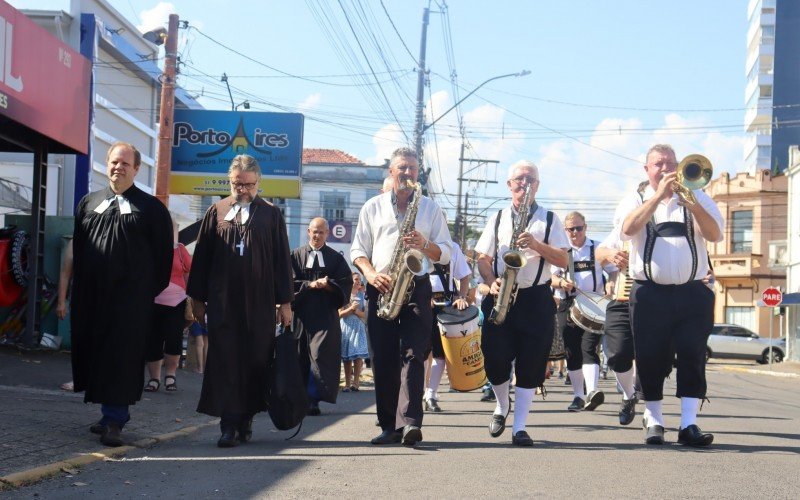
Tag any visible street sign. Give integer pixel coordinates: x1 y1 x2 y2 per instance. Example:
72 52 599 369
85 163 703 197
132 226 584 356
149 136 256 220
328 221 352 243
761 287 782 307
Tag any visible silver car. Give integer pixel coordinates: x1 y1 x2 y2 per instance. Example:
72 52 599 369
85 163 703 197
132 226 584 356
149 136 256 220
707 323 785 364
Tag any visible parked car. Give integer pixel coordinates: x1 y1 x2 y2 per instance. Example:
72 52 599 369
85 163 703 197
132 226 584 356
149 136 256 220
707 323 785 364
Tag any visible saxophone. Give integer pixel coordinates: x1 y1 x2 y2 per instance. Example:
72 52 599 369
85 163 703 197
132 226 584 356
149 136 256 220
489 183 532 325
376 180 430 320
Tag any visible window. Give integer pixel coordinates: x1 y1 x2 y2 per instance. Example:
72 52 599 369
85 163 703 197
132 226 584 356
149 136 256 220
731 211 753 254
725 306 756 331
321 192 347 221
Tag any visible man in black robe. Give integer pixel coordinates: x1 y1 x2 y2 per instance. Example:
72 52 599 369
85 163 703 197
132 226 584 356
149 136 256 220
188 154 293 448
291 217 353 416
71 141 173 447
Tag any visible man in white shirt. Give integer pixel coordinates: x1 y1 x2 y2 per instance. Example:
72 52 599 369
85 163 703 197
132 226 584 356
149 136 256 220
619 144 723 447
475 160 569 447
351 147 453 447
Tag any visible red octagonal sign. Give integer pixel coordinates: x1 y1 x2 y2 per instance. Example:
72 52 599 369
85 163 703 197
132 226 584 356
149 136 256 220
762 287 783 307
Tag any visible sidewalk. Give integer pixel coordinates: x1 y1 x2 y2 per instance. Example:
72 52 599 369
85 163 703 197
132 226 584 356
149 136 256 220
0 346 216 488
708 358 800 378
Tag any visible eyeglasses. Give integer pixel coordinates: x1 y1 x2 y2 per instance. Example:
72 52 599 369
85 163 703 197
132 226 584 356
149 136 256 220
230 181 258 190
565 226 585 233
394 164 418 172
511 176 538 185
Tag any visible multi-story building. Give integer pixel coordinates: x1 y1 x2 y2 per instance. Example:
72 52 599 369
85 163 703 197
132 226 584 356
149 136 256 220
705 169 787 338
744 0 800 174
784 147 800 360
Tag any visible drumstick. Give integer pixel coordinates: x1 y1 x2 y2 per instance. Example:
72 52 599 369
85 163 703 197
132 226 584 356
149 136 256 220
573 287 603 304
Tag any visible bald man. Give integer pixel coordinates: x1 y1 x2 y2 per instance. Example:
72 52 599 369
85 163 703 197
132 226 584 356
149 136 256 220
291 218 353 415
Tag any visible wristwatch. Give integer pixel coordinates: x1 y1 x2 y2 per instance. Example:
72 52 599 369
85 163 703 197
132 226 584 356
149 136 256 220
422 239 430 250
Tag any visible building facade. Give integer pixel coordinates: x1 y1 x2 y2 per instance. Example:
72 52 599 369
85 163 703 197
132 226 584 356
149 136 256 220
706 169 787 339
744 0 800 174
784 147 800 360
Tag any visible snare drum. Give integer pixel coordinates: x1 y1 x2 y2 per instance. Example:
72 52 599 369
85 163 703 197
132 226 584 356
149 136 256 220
569 292 610 334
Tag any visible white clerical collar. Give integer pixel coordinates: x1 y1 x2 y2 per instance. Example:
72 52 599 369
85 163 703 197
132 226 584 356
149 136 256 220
224 203 251 224
306 245 326 268
94 194 131 214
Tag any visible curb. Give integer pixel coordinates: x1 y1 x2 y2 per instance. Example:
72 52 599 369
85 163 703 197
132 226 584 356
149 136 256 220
0 418 219 491
715 365 800 379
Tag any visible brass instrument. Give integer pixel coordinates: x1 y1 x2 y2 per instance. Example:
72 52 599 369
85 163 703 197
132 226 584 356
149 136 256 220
489 183 532 325
376 180 429 320
613 240 633 302
672 154 713 206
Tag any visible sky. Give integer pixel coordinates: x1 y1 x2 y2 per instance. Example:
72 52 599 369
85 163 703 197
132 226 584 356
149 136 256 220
17 0 753 238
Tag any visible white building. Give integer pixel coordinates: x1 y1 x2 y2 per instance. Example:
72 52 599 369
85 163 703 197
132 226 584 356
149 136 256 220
744 0 775 173
785 147 800 360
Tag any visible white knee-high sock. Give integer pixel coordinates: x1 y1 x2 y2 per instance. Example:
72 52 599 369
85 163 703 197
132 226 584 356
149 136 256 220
426 358 446 400
615 368 636 400
569 369 585 399
512 387 535 434
583 364 599 394
492 381 510 416
644 400 664 427
680 397 700 429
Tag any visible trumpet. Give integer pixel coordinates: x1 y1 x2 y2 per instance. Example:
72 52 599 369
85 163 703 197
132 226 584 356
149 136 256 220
672 154 713 206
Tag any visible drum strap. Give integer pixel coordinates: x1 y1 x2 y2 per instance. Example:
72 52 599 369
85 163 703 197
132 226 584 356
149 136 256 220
433 263 452 300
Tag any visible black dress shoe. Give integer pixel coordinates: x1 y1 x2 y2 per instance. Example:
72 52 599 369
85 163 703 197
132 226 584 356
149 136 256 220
645 425 665 445
480 388 496 402
401 425 423 446
238 416 253 443
489 412 508 438
89 421 106 435
424 398 442 412
619 398 637 426
370 430 402 445
677 425 714 447
100 422 123 447
512 430 534 447
218 427 239 448
567 396 585 412
584 390 605 411
307 402 321 416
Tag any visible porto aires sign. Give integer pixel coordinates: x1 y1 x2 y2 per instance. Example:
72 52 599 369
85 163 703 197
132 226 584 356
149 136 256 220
170 109 304 198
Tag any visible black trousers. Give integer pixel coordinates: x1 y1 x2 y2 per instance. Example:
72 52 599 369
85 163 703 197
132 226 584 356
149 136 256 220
630 280 714 401
481 285 555 389
604 300 635 373
429 305 445 359
366 279 432 432
146 300 186 362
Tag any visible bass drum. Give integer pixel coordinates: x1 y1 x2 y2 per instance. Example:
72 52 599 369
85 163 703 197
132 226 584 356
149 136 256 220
438 305 487 392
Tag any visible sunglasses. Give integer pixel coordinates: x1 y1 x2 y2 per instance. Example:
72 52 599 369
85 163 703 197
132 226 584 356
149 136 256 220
565 226 585 233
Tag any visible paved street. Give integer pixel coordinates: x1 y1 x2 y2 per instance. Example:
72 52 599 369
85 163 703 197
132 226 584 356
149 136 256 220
1 347 798 499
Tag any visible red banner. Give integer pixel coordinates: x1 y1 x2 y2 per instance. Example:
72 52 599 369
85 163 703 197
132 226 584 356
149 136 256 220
0 1 91 153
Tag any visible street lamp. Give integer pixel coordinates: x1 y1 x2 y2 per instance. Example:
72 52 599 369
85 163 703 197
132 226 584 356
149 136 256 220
235 100 250 111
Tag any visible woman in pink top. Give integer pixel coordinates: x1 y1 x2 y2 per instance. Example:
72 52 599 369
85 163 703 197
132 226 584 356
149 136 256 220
145 219 192 392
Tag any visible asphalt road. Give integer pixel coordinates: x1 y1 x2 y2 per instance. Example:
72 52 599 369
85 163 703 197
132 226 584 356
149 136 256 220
7 366 799 499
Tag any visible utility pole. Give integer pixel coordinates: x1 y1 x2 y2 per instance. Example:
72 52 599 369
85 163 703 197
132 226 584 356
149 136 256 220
413 7 430 188
455 141 465 245
456 144 499 249
154 14 179 207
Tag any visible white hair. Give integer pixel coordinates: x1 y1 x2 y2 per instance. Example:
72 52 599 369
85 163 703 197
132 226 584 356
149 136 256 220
507 160 539 180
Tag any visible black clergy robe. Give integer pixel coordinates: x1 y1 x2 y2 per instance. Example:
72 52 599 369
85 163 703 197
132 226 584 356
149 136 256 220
187 195 293 418
71 185 173 405
291 244 352 404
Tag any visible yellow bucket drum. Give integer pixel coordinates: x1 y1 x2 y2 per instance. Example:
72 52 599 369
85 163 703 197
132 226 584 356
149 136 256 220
437 305 487 392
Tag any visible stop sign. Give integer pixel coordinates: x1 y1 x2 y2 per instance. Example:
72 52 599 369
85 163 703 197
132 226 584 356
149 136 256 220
762 287 783 307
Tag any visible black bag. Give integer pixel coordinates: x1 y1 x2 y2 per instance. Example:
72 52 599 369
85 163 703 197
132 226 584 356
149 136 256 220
268 325 308 437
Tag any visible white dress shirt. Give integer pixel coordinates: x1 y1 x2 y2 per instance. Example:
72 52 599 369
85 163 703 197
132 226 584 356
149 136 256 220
552 239 615 297
350 191 452 273
616 185 724 284
475 204 569 289
430 241 472 293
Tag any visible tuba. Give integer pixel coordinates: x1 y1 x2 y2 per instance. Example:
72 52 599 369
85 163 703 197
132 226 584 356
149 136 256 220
672 154 713 206
376 180 430 320
489 183 533 325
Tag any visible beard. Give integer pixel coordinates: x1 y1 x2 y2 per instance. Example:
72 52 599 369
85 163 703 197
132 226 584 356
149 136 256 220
234 192 254 203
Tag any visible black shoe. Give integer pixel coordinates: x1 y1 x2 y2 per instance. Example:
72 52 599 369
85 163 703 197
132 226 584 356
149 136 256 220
480 388 496 402
565 374 571 385
645 425 665 445
217 427 239 448
567 396 585 412
307 402 321 416
89 421 106 435
489 412 508 438
238 416 253 443
370 429 402 445
601 370 608 380
401 425 423 446
424 398 442 412
677 425 714 447
619 398 637 426
512 430 534 447
100 422 123 447
584 390 605 411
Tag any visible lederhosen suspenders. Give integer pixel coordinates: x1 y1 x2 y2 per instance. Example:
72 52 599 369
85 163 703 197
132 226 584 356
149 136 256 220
493 205 554 286
568 240 601 294
637 185 698 284
433 263 452 301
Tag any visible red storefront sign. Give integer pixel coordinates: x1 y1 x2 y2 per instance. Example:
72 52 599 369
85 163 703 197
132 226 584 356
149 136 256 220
0 1 91 153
